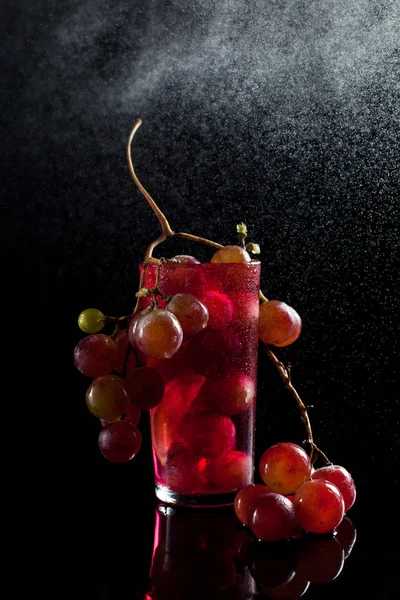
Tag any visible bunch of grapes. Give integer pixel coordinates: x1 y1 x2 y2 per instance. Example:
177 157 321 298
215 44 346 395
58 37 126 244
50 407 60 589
73 253 221 463
234 442 356 540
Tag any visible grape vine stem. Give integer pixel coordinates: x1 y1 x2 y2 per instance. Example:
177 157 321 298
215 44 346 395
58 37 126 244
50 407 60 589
264 346 331 465
127 119 329 463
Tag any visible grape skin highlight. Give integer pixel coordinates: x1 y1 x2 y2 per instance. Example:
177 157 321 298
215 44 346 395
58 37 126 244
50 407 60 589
73 334 117 378
259 442 312 495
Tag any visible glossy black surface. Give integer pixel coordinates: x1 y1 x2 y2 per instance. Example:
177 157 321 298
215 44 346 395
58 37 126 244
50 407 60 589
4 1 399 597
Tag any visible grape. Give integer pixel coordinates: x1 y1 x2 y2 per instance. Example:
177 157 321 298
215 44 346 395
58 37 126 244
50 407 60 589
206 450 251 491
261 572 310 599
166 293 209 338
163 451 206 493
311 464 356 512
197 290 233 329
249 541 297 588
234 483 271 525
73 334 117 378
295 536 345 584
211 245 251 264
86 374 130 420
100 403 140 427
125 366 164 410
293 479 345 534
259 443 312 495
78 308 105 333
248 493 298 542
258 300 302 347
134 309 183 359
128 310 149 349
230 291 260 331
178 413 236 457
188 328 243 378
171 255 200 264
113 329 130 373
199 373 255 415
151 371 206 465
98 420 142 463
147 342 191 383
336 516 357 558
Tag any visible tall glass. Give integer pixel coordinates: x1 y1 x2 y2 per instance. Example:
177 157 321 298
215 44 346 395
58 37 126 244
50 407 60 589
141 260 261 507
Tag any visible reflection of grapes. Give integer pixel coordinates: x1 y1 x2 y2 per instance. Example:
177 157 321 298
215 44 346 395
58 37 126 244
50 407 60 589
312 464 356 511
85 375 130 420
98 420 142 463
73 334 117 378
293 479 345 534
248 492 298 542
134 310 183 359
234 483 270 525
296 535 345 584
336 516 357 558
258 300 302 347
211 245 251 264
259 443 312 495
249 541 296 588
166 293 209 338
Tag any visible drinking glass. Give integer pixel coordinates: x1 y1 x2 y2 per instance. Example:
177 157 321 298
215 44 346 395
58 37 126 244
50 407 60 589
141 260 261 507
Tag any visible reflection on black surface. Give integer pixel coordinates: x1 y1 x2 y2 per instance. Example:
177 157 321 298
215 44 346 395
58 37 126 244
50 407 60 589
143 505 356 600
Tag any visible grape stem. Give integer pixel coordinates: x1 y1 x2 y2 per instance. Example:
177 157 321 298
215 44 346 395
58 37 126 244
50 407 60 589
264 346 331 466
127 120 223 262
127 119 329 464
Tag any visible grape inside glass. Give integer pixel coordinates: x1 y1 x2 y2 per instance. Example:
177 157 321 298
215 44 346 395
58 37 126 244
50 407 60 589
142 260 261 507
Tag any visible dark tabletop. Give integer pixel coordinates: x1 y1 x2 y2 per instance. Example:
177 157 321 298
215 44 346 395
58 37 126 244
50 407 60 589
3 1 399 597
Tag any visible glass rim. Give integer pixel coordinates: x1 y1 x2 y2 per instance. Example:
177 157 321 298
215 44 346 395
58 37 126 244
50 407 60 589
140 260 261 268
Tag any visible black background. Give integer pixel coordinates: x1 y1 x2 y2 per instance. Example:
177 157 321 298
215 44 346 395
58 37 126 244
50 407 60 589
2 1 399 597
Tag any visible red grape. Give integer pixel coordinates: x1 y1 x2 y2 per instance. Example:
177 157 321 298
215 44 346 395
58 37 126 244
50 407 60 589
73 334 117 378
171 255 200 264
258 300 302 347
134 309 183 359
234 483 271 525
98 420 142 463
293 479 345 534
113 329 130 374
259 443 312 495
206 450 251 491
178 413 236 457
197 290 233 329
125 366 164 410
296 535 345 584
248 493 298 542
85 374 130 420
189 328 243 378
311 464 356 512
163 451 206 494
211 245 251 264
166 293 209 338
100 400 141 427
199 373 255 415
151 371 206 465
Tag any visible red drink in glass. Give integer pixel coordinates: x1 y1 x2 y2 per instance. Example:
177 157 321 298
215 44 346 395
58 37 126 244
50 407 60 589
142 261 261 506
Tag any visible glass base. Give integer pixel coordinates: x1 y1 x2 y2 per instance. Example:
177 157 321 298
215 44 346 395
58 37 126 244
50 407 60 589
155 484 238 508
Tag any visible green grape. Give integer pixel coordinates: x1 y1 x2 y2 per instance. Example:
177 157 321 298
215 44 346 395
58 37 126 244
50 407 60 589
78 308 105 333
